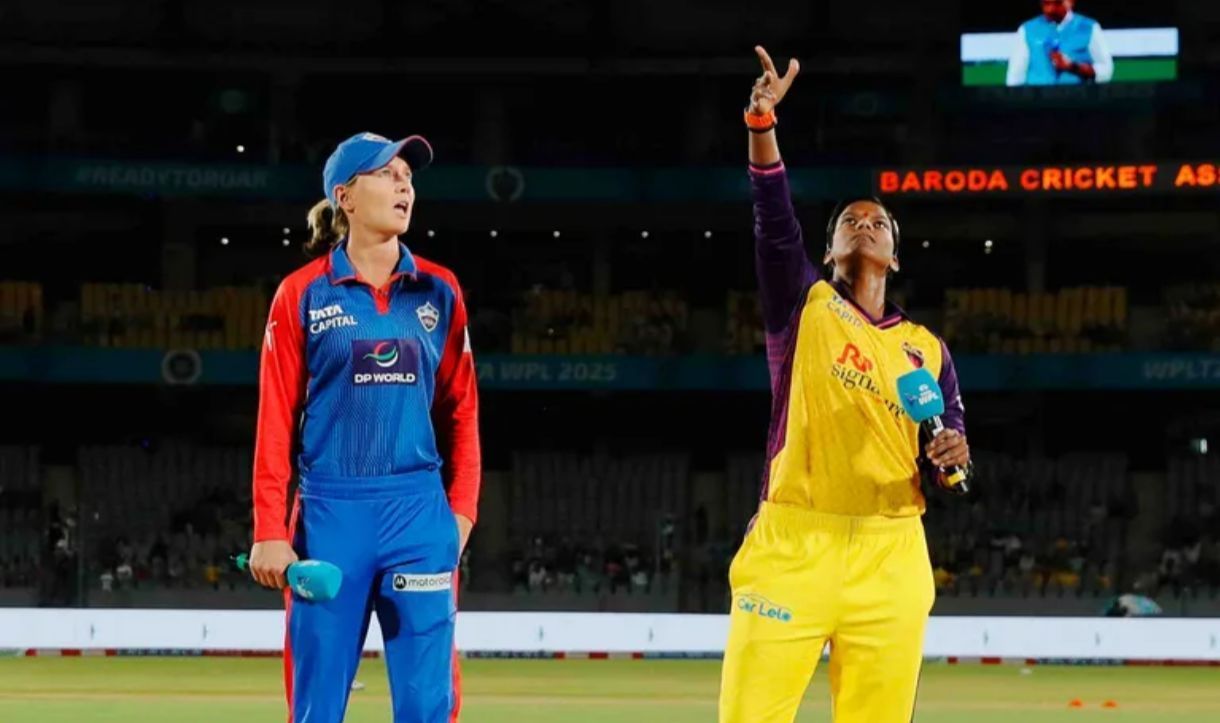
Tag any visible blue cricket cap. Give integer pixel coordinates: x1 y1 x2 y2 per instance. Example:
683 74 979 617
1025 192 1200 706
322 132 433 208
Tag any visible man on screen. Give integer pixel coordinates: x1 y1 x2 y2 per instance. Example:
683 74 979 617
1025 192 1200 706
1006 0 1114 85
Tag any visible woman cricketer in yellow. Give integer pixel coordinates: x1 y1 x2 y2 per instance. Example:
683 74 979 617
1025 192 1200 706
720 47 974 723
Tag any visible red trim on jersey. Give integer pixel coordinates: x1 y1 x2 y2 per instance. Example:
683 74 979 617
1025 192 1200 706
253 257 327 542
417 257 482 525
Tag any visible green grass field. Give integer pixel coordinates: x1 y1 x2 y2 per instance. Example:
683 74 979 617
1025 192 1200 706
962 58 1177 86
1 657 1218 722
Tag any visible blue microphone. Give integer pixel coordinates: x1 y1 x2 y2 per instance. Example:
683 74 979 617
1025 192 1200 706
897 369 969 494
233 554 344 602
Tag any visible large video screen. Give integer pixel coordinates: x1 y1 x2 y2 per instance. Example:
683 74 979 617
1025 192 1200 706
960 1 1178 87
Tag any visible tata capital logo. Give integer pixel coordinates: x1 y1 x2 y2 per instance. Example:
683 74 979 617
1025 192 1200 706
736 593 793 623
309 304 358 335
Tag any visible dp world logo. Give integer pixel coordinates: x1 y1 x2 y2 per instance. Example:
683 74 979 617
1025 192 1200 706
352 339 420 385
363 341 400 368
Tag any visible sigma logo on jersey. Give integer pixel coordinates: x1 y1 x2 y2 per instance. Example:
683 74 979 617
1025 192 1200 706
831 343 906 422
309 304 358 335
835 343 873 373
416 302 440 333
351 339 420 385
391 572 452 593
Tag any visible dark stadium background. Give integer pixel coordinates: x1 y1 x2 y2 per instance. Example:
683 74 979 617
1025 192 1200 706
1 0 1219 622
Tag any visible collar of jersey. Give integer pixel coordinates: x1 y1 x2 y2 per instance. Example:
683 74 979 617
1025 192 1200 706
328 239 418 285
830 278 908 329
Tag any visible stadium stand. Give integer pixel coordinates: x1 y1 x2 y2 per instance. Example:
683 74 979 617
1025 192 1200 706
1164 283 1220 352
942 286 1128 354
0 282 42 345
0 446 42 592
510 289 689 356
2 439 1218 617
79 283 268 350
78 443 254 593
7 280 1220 358
1153 455 1220 599
504 451 687 597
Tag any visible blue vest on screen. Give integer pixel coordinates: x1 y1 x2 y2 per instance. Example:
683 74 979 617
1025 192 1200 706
1022 13 1097 85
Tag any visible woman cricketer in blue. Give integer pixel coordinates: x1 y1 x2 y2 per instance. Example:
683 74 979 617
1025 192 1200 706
248 131 481 722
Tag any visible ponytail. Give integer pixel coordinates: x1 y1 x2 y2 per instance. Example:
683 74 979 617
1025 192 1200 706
304 196 351 258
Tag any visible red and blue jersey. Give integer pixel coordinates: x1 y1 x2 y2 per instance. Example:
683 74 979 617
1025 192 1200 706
253 240 480 541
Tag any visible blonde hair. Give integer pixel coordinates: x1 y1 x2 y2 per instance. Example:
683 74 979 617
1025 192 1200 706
303 178 357 257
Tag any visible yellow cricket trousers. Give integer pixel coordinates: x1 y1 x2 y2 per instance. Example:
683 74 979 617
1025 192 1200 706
719 501 935 722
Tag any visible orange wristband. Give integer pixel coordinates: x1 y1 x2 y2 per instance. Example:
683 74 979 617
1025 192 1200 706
744 108 777 132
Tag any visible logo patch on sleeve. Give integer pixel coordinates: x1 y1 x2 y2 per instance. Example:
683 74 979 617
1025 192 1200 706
351 339 421 385
391 572 452 593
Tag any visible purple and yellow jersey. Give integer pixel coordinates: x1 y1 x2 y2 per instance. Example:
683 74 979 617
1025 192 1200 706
751 162 965 517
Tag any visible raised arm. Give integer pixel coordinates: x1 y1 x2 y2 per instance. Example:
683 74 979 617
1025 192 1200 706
747 47 817 374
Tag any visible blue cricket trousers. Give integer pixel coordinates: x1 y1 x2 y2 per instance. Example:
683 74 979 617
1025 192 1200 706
284 469 459 722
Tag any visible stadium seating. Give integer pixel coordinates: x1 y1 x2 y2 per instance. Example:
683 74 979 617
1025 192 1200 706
1155 455 1220 598
505 451 689 596
925 452 1131 597
79 283 268 350
508 451 688 542
77 443 253 591
1166 455 1220 524
1164 283 1220 352
510 289 688 356
13 280 1220 357
723 450 1131 601
0 282 43 344
0 446 43 589
724 291 764 355
5 438 1216 615
942 286 1128 354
